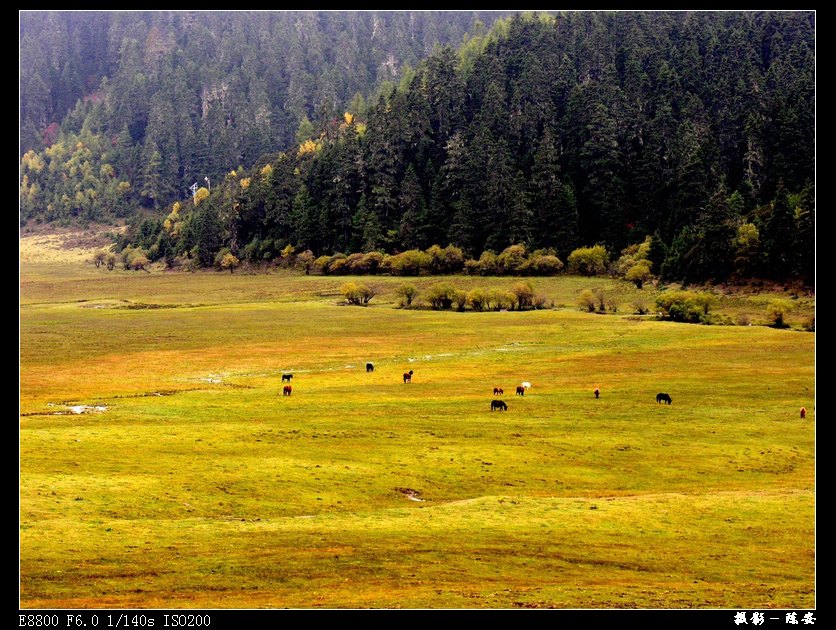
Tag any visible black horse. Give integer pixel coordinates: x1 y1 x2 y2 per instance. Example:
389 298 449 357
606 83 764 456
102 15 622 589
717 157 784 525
491 400 508 411
403 370 414 383
366 363 374 373
281 374 293 382
656 392 672 405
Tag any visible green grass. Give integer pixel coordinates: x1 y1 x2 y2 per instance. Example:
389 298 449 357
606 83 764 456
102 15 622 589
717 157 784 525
19 263 815 608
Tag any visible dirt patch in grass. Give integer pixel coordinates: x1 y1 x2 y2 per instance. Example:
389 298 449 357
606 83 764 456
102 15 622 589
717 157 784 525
395 487 426 502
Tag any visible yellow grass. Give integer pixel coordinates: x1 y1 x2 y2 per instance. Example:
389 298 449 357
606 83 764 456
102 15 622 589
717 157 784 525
19 231 815 609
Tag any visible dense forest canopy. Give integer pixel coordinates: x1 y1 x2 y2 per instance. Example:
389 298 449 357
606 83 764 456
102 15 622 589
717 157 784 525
20 10 507 209
20 11 815 284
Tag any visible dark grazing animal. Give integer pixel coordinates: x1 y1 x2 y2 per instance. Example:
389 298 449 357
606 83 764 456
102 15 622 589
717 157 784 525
283 385 292 396
403 370 414 383
656 392 672 405
800 406 807 419
281 374 293 382
366 363 374 373
594 387 600 399
516 385 525 396
491 399 508 411
493 387 504 395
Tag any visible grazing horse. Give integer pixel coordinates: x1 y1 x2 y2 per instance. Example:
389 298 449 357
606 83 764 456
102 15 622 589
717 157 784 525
516 386 525 396
594 387 600 399
800 406 807 419
493 387 504 395
403 370 414 383
281 374 293 383
491 399 508 411
656 392 672 405
283 385 292 396
366 363 374 373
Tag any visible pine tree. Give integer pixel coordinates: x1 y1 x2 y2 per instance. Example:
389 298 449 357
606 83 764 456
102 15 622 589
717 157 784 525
140 143 164 208
762 182 796 279
530 127 579 257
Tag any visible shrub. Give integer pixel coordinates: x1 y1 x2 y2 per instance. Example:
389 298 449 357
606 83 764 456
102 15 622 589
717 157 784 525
485 288 513 311
361 251 385 274
452 289 468 312
312 255 331 274
214 247 232 270
92 249 108 268
594 288 607 313
467 287 488 312
631 298 649 315
578 289 596 313
496 244 528 274
327 253 349 275
472 251 498 276
441 245 466 273
533 294 548 309
464 259 481 275
426 245 446 274
295 250 315 274
425 283 456 310
766 299 793 328
736 313 751 326
614 237 652 276
510 281 535 310
342 253 366 274
521 254 564 275
279 243 295 262
121 246 149 271
568 245 610 275
130 253 150 271
220 252 240 273
395 283 418 307
341 282 376 305
388 249 431 276
625 261 652 288
656 290 716 324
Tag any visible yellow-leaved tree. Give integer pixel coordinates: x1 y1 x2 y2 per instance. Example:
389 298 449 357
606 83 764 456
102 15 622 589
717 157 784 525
194 187 210 205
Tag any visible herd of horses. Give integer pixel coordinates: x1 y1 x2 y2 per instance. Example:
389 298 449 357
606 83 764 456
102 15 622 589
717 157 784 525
277 364 675 410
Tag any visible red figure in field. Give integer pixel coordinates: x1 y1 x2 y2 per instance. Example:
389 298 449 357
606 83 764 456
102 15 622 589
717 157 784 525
283 385 292 396
800 406 806 419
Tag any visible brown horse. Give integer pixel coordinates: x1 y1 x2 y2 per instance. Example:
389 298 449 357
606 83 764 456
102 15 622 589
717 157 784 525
594 387 600 398
516 386 525 396
491 399 508 411
494 387 504 395
800 406 807 419
283 385 292 396
403 370 414 383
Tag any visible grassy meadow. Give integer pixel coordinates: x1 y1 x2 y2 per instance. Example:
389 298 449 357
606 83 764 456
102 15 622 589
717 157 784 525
19 233 815 609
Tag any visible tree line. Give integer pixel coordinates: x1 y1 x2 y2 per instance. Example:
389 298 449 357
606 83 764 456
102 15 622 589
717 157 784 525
20 10 507 214
23 11 815 284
